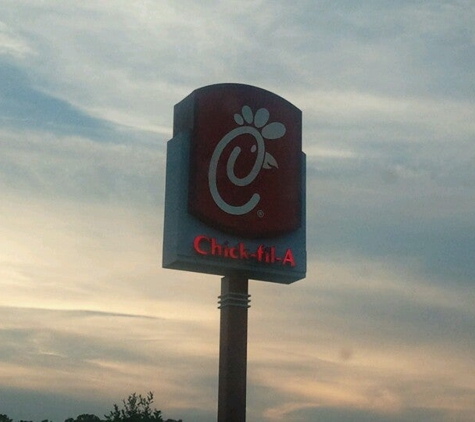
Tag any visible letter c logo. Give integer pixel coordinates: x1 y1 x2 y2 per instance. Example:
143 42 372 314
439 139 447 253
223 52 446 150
208 106 285 216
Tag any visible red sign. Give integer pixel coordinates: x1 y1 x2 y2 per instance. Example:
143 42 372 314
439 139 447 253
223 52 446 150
182 84 302 238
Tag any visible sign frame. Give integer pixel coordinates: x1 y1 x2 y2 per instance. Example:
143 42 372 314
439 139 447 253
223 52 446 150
162 83 306 284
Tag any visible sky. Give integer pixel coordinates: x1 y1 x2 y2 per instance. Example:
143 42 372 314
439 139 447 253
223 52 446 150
1 1 474 421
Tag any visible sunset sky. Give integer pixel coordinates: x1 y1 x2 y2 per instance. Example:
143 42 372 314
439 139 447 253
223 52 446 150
1 1 475 421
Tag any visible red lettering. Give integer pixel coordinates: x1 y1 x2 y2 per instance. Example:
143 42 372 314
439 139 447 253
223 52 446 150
256 245 264 262
193 235 209 255
193 235 297 269
211 237 222 256
282 248 296 267
239 243 249 259
270 246 276 263
265 248 271 263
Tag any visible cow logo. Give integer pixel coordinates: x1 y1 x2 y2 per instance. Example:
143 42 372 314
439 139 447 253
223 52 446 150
208 105 286 216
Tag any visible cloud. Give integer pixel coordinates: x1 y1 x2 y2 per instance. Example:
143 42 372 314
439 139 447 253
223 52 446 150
0 388 108 422
0 20 33 58
0 304 218 421
306 151 475 285
244 254 475 419
282 405 450 422
1 1 475 421
0 62 114 138
0 126 164 204
1 1 198 132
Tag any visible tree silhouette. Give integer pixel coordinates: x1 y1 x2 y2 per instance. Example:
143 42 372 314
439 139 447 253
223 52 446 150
104 392 163 422
65 415 102 422
0 392 181 422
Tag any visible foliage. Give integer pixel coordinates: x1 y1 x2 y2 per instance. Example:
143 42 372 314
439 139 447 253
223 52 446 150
0 392 181 422
104 392 163 422
65 415 102 422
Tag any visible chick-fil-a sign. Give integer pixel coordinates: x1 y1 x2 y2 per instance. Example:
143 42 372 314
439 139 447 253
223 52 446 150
164 84 306 284
187 84 302 238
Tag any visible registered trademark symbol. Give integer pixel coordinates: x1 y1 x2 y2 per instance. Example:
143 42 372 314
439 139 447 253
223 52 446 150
257 210 264 218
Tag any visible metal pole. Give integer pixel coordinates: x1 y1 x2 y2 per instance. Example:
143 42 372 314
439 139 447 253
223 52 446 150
217 276 250 422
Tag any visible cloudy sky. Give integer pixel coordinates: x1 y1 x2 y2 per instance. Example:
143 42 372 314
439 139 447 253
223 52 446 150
1 1 475 421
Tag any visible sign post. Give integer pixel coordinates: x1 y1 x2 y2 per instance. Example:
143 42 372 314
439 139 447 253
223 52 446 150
162 83 306 421
217 276 250 422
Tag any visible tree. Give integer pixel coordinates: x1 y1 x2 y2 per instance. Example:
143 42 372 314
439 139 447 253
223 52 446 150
104 392 163 422
0 392 181 422
65 415 103 422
